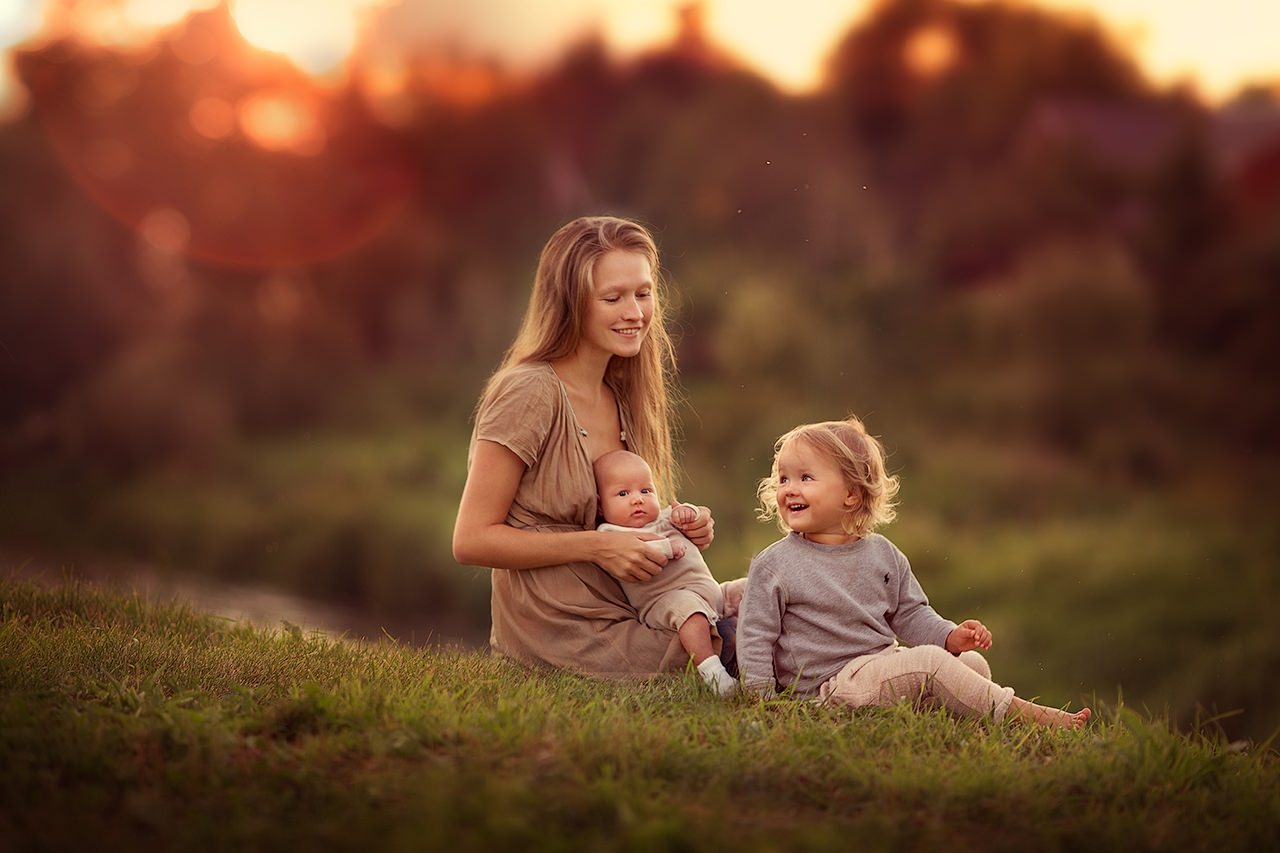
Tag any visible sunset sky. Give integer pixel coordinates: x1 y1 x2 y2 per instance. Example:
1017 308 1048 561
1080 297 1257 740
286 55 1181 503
1 0 1277 116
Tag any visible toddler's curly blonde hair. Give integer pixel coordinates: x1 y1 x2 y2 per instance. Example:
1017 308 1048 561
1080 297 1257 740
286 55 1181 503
756 415 900 537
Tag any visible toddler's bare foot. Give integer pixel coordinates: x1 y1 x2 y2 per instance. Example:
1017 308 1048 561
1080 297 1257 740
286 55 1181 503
1010 697 1092 729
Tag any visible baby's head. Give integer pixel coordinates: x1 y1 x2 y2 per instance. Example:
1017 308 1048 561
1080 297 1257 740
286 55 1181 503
756 415 900 538
594 450 662 528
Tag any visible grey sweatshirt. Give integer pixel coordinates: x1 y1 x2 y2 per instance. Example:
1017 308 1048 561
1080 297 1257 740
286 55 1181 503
738 532 957 697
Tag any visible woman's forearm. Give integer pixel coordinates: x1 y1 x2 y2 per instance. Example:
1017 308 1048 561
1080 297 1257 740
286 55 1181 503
453 523 603 571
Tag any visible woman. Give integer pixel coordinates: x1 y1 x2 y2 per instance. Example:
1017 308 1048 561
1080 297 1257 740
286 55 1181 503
452 216 735 677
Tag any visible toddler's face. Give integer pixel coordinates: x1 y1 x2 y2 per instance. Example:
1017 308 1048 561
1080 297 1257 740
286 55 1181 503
774 437 859 543
597 455 662 528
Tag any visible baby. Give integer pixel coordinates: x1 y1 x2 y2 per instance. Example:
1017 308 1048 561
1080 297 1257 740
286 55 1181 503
594 449 737 695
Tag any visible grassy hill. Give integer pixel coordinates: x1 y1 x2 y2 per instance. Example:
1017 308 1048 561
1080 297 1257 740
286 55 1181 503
2 579 1277 851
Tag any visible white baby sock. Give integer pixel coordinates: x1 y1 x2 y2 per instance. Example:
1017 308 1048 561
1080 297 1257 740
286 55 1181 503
696 655 738 697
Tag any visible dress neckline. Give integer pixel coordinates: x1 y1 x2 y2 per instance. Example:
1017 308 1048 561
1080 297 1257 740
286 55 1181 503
545 361 628 446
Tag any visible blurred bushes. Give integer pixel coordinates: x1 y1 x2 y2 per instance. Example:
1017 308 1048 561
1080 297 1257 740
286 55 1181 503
1 0 1278 672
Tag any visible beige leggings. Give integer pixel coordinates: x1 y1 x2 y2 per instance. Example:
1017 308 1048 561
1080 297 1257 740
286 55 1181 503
818 644 1016 722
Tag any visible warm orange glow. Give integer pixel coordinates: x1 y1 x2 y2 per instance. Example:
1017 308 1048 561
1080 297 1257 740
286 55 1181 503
237 92 326 156
229 0 364 76
189 97 236 141
905 24 958 78
63 0 215 50
139 207 192 254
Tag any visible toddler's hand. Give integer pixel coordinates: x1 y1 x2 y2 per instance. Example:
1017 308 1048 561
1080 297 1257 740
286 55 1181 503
946 619 993 654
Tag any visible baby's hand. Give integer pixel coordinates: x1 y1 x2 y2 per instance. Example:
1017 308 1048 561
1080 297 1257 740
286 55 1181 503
670 540 687 560
669 503 698 526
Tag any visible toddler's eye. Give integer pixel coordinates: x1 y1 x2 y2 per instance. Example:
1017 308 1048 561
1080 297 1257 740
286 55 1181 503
615 490 628 497
641 488 653 494
778 476 789 485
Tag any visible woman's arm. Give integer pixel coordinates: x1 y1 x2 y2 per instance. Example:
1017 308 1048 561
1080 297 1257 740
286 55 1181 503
452 439 670 583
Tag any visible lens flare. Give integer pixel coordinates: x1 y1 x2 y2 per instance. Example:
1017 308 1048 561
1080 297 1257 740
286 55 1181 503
229 0 363 76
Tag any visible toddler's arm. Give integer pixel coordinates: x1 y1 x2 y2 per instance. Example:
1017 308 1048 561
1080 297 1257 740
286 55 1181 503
737 562 784 697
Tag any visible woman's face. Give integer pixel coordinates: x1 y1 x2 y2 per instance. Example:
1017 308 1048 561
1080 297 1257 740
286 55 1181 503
579 250 654 363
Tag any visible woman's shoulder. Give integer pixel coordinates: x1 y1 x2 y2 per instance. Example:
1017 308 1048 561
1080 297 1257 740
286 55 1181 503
482 361 559 404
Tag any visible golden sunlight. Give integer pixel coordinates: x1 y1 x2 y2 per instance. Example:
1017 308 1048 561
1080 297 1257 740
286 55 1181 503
64 0 215 49
237 91 326 156
904 24 958 78
229 0 365 76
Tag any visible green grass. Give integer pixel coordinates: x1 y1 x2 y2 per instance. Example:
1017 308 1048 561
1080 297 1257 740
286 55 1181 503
3 580 1278 851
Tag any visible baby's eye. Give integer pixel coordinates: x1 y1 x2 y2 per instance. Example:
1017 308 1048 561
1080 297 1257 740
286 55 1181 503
640 488 653 494
615 490 628 497
801 474 814 481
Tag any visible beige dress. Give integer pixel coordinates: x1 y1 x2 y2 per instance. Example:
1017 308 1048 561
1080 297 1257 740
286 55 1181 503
470 361 703 677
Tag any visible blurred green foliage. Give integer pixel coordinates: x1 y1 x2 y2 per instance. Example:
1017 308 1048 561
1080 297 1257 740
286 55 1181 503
1 1 1278 738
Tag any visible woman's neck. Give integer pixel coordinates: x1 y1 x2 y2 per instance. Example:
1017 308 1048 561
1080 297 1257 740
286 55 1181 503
549 351 610 399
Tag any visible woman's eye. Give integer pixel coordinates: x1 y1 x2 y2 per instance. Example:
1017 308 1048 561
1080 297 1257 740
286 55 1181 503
604 296 621 304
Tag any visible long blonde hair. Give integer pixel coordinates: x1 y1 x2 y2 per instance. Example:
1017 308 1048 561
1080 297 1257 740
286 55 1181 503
484 216 682 499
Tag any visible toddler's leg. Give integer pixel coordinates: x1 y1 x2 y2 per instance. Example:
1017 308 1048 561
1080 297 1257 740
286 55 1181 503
957 649 992 679
956 648 1090 728
1005 697 1092 729
827 645 1014 721
680 614 736 696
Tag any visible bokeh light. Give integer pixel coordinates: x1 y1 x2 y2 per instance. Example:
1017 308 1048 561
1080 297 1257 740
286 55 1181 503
904 24 958 78
229 0 364 76
236 91 326 155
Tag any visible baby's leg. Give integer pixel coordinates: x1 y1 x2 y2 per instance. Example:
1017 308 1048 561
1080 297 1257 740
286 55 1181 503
679 614 737 696
678 613 714 664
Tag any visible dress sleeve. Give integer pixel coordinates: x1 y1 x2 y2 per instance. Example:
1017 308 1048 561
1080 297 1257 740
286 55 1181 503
474 366 557 467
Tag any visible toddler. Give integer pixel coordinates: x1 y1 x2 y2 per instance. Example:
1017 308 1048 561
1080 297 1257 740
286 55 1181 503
738 416 1091 728
594 450 737 695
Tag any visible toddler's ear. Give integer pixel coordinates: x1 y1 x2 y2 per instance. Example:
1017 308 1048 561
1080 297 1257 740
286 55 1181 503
844 491 861 508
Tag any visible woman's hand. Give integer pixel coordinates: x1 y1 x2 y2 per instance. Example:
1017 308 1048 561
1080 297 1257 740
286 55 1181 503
671 503 715 550
593 530 669 584
945 619 993 654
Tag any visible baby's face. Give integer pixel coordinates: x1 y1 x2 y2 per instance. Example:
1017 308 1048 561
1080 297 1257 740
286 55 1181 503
597 455 662 528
